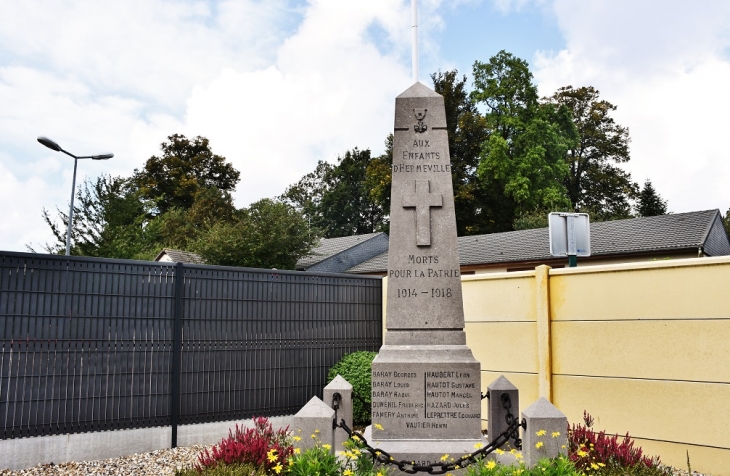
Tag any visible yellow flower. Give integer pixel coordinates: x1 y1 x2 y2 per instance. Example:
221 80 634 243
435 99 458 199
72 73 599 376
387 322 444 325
535 441 544 449
273 462 283 474
577 449 589 458
598 463 606 467
486 460 496 469
440 454 449 461
322 444 331 450
561 445 566 449
495 449 504 455
591 463 599 470
515 452 523 459
293 435 301 442
474 442 483 449
311 434 316 439
551 431 561 438
267 449 278 463
293 448 300 454
375 451 382 457
536 429 547 436
377 472 385 476
343 470 354 476
374 423 384 430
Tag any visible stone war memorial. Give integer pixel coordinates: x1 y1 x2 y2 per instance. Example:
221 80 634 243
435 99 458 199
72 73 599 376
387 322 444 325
294 80 568 473
368 81 484 464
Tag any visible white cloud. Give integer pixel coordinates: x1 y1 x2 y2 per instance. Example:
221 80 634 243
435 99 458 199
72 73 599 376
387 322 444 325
534 0 730 214
0 0 431 252
182 0 414 206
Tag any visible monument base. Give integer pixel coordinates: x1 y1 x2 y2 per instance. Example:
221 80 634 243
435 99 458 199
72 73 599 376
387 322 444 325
362 427 522 475
363 426 487 475
371 344 483 440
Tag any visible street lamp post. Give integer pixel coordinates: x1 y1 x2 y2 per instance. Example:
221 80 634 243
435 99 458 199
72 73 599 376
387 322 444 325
37 136 113 256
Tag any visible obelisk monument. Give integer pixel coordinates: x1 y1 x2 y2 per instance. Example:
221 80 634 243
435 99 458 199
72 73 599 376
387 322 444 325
369 81 483 464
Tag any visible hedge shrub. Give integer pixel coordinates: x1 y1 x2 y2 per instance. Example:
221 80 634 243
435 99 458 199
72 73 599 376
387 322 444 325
327 351 377 426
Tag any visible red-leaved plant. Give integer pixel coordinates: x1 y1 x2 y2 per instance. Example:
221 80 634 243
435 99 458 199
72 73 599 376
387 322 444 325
197 416 293 472
568 410 660 471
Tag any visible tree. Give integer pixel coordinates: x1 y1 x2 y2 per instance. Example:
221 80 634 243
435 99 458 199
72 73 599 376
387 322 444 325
636 179 668 216
547 86 637 221
281 148 387 238
194 198 318 269
364 135 393 231
432 70 505 235
38 175 158 258
134 134 240 214
724 209 730 237
470 51 575 227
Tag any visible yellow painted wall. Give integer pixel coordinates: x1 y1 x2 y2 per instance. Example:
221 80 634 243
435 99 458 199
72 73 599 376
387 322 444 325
383 256 730 474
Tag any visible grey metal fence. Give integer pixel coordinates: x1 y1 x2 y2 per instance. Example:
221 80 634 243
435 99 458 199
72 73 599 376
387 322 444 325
0 252 382 444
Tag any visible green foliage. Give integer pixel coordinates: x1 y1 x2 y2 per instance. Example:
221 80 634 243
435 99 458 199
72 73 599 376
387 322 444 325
635 179 668 217
464 455 580 476
193 198 318 269
723 209 730 237
281 149 388 238
364 135 393 233
327 351 377 426
471 51 574 225
512 210 550 231
287 440 340 476
134 134 240 214
37 175 161 259
547 86 638 221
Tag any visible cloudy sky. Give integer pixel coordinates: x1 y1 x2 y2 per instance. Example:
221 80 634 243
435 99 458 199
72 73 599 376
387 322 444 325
1 0 729 252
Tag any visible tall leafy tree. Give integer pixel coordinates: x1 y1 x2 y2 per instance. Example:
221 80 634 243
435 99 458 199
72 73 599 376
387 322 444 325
194 198 318 269
134 134 240 214
364 134 393 230
281 148 387 238
432 70 504 235
636 179 668 216
547 86 637 220
38 175 157 258
471 51 575 228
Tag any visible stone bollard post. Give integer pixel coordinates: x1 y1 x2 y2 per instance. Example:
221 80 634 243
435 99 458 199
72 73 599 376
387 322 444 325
487 375 519 448
323 375 353 453
521 397 568 467
291 396 335 453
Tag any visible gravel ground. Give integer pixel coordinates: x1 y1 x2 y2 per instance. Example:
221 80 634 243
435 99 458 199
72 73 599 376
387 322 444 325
0 445 211 476
0 446 711 476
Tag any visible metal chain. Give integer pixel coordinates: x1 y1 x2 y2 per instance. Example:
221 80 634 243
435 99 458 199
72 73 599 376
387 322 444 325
336 417 526 474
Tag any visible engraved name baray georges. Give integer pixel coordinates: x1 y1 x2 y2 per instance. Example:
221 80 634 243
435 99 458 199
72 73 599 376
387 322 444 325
371 371 480 426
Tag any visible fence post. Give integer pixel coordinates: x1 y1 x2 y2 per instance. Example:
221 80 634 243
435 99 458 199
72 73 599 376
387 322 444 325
171 262 184 448
535 265 552 401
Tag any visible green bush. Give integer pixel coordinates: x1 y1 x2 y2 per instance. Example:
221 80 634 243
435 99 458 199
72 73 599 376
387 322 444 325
327 351 377 426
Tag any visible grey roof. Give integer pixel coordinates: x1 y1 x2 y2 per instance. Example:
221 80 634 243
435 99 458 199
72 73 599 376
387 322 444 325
346 210 729 273
154 248 206 265
296 232 387 269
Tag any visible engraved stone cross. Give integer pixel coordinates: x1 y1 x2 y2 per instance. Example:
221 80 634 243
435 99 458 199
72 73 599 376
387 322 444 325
402 179 442 246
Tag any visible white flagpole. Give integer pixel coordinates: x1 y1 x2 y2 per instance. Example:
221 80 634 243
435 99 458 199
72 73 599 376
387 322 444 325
412 0 418 83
